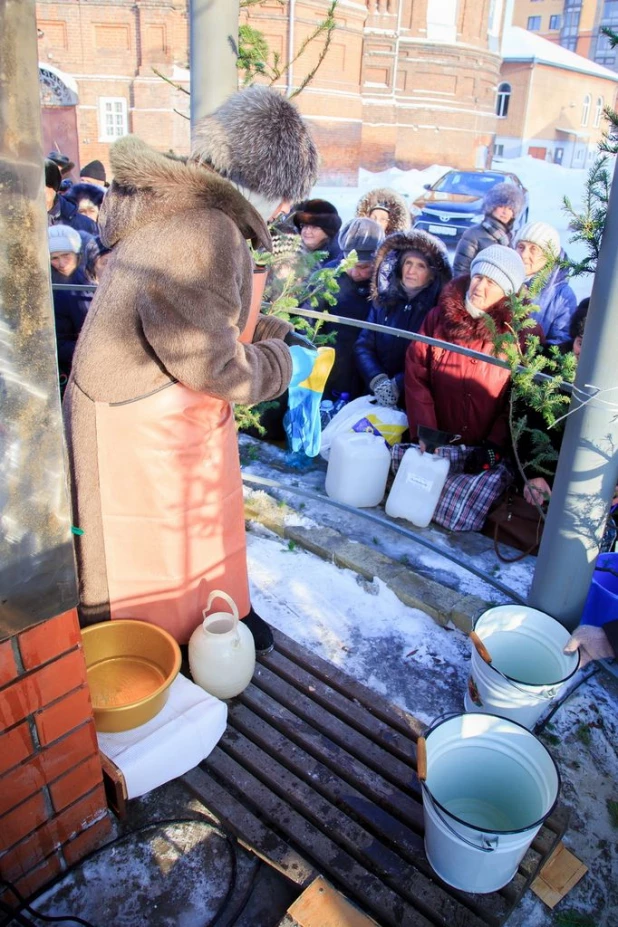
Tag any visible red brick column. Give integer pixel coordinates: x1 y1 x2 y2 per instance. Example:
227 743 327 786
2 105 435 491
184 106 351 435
0 610 112 905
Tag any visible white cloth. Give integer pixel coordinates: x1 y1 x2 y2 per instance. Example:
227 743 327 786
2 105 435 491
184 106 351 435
97 673 227 799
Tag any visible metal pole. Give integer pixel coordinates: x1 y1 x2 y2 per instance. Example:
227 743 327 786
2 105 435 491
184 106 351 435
190 0 240 126
0 0 78 637
528 155 618 630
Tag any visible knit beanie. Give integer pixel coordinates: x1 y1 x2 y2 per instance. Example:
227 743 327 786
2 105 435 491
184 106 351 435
80 160 107 184
338 217 384 261
514 221 561 258
470 244 526 296
45 159 62 192
48 224 82 254
293 199 342 237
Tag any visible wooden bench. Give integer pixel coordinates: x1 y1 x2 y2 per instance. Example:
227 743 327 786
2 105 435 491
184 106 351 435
181 628 568 927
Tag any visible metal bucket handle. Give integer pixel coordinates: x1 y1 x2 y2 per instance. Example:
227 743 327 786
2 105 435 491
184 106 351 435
420 780 498 853
469 631 559 701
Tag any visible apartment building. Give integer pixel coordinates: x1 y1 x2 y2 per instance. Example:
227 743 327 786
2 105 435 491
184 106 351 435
513 0 618 69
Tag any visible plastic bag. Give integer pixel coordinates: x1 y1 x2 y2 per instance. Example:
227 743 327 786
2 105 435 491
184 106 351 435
320 395 408 461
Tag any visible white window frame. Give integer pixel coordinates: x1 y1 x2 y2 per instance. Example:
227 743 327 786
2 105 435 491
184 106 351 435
98 97 128 142
426 0 458 43
594 95 604 127
582 93 591 127
496 82 511 118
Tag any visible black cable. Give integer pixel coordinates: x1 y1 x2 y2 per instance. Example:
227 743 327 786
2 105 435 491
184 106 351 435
0 817 239 927
534 664 601 733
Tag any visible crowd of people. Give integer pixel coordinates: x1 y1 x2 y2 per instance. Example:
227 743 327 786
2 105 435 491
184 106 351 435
45 91 615 657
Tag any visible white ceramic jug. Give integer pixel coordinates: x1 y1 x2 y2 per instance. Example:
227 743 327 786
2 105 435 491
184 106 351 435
385 446 450 527
188 591 256 699
325 432 391 508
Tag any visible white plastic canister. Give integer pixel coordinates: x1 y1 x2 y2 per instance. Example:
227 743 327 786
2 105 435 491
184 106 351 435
325 432 391 508
188 591 256 700
385 446 449 527
465 605 580 730
417 712 560 893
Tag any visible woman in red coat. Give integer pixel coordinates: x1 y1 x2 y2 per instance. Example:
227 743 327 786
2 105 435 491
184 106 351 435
405 245 528 465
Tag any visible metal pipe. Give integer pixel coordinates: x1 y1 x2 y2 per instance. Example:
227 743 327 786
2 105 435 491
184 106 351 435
287 0 295 97
528 154 618 630
242 473 526 604
190 0 240 127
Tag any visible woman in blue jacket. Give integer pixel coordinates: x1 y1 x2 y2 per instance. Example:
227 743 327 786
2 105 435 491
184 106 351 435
354 230 452 407
48 225 94 385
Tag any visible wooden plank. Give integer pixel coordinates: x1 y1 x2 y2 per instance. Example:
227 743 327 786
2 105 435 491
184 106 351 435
239 682 425 833
261 649 419 766
288 877 380 927
251 663 416 792
181 766 316 888
530 843 588 908
204 747 436 927
99 750 127 819
226 706 509 927
268 629 426 740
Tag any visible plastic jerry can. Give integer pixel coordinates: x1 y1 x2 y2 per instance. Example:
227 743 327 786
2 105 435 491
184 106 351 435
385 446 450 527
325 432 391 508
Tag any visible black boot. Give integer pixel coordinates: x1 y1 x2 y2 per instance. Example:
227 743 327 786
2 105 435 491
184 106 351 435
242 606 274 655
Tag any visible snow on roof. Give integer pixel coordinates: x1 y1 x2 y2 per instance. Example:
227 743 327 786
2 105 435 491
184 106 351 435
502 26 618 83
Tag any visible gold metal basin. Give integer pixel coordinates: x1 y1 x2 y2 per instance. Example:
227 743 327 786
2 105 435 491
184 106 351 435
81 620 182 733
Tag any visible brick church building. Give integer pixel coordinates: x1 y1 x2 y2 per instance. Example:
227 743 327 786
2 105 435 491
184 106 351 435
37 0 506 184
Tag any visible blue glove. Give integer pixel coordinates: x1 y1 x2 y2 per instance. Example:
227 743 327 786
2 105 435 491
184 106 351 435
284 346 335 457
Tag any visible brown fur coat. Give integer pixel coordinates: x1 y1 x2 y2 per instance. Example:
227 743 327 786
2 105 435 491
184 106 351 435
64 136 293 623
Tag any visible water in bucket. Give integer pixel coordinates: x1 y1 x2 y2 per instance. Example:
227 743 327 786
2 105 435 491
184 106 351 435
465 605 580 729
419 713 560 893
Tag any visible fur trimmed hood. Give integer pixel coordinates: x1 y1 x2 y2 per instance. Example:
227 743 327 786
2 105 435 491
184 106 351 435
371 229 452 305
190 86 319 202
483 181 525 219
435 276 512 342
99 135 272 251
355 187 411 235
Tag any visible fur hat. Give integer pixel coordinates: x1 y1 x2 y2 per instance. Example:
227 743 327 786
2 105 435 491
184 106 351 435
293 199 341 237
190 86 319 202
470 244 526 296
355 187 411 234
80 160 107 185
483 181 525 218
47 151 75 175
84 235 112 277
48 224 82 254
339 217 384 261
514 221 561 258
45 159 61 193
570 298 589 341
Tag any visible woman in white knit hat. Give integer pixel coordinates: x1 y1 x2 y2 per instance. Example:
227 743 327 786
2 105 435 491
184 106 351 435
514 221 577 345
48 225 94 387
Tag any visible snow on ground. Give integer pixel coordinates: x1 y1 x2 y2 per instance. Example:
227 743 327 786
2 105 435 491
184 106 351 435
314 154 598 303
246 527 618 927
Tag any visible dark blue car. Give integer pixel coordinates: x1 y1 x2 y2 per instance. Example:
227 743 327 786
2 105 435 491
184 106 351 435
410 169 529 243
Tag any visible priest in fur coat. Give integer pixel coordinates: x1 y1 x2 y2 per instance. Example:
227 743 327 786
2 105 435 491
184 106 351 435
64 87 318 650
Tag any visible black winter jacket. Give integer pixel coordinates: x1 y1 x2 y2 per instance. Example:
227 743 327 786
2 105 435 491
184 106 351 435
355 230 452 399
51 266 94 374
452 215 511 278
307 261 373 401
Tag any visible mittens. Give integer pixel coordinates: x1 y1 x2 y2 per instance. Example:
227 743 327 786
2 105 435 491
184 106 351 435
370 374 399 408
463 443 503 475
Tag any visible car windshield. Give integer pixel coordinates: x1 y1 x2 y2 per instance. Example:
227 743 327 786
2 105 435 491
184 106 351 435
432 172 508 196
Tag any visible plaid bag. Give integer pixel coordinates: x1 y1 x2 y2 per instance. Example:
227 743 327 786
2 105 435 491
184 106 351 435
391 444 513 532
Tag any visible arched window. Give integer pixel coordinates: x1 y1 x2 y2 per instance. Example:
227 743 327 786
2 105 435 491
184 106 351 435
582 93 591 126
594 95 604 128
496 82 511 118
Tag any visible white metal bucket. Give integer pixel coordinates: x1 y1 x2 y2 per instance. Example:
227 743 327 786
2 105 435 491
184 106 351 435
465 605 580 730
418 713 560 893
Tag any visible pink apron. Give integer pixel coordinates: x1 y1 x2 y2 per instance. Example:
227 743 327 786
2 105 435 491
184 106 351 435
95 267 267 644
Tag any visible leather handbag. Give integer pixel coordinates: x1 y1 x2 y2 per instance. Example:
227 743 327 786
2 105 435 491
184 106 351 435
482 492 545 562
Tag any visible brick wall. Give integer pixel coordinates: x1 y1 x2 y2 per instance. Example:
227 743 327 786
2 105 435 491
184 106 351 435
0 610 111 907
